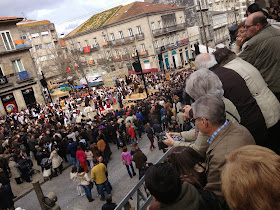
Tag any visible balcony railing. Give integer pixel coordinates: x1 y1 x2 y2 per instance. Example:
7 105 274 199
0 39 32 55
155 39 189 54
114 55 121 61
121 54 130 61
135 33 145 40
90 44 100 51
139 50 149 57
0 76 10 88
152 23 186 37
102 41 112 48
97 58 106 65
15 71 34 84
115 147 174 210
111 36 135 46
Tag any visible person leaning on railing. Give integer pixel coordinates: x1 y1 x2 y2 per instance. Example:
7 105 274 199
163 69 240 157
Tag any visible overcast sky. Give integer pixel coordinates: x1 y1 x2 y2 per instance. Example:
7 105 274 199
1 0 143 37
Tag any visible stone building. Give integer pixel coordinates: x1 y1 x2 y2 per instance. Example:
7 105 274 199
17 20 63 81
0 17 45 116
63 2 200 86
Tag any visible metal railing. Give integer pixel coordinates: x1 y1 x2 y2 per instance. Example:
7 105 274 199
152 23 186 37
111 36 135 46
135 33 145 40
115 147 174 210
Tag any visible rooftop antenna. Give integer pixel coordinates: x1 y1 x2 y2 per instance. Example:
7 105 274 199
21 12 27 20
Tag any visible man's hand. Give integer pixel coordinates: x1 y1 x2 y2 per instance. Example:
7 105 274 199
236 37 245 47
183 105 192 119
163 133 175 147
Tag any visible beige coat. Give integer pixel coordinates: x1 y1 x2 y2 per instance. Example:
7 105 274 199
8 161 21 178
205 121 255 202
224 57 280 128
49 150 63 169
77 172 91 186
173 97 240 156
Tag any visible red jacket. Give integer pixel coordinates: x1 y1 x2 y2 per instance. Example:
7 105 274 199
76 150 87 162
127 126 135 139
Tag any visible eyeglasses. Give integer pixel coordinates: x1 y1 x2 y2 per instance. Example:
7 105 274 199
244 24 256 29
190 117 201 124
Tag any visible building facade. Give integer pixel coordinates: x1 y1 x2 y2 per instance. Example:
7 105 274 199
17 20 63 81
0 17 45 116
63 2 200 86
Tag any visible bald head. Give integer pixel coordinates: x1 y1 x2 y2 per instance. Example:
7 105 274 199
245 12 268 39
195 53 217 70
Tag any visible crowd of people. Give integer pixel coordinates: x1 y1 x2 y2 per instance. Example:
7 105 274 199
1 2 280 210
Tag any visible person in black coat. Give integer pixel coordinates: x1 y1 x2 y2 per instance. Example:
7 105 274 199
102 195 117 210
0 183 14 210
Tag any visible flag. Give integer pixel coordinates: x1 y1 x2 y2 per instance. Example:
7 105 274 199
66 67 71 73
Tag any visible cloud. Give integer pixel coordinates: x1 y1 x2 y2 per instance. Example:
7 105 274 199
2 0 144 36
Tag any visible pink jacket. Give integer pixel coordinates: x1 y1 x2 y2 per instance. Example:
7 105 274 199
121 151 132 165
76 150 87 162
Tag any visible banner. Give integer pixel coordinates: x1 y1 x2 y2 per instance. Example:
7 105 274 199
1 94 18 113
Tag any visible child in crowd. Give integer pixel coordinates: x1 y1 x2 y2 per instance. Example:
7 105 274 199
70 166 84 196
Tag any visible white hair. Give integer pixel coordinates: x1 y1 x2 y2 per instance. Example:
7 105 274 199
192 94 226 126
185 68 224 100
195 54 218 70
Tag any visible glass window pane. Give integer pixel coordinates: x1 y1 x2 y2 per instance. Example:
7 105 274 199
2 32 10 50
6 32 15 49
17 60 24 72
12 61 18 72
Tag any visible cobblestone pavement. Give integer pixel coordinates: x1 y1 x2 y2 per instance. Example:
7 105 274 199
15 134 164 210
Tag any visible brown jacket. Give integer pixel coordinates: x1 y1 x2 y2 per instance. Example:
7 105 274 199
132 151 147 170
97 139 106 152
204 121 255 203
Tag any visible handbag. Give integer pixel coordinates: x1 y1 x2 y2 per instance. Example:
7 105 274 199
122 160 127 165
90 181 94 189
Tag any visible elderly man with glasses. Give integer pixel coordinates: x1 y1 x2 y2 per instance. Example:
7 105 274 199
239 11 280 102
192 94 255 206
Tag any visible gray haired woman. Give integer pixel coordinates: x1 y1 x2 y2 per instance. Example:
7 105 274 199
163 69 240 156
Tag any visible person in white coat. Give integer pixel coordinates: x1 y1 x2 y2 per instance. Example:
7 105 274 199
214 48 280 153
49 148 63 176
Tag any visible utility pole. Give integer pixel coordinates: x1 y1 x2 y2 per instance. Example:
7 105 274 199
198 1 209 53
136 50 149 98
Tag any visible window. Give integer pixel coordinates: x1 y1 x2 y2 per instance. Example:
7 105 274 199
124 48 128 54
151 22 155 31
41 31 49 36
217 5 220 11
161 38 165 46
180 16 183 24
0 65 4 77
168 37 171 44
209 6 213 11
177 34 180 41
158 21 162 29
1 31 15 50
183 32 186 39
12 60 25 72
103 35 107 42
31 33 39 38
93 38 98 46
35 44 43 50
98 53 102 58
21 35 27 40
136 26 142 35
172 35 176 43
77 42 82 50
154 40 159 49
107 51 111 57
209 0 212 3
128 28 133 37
39 56 47 61
45 42 52 49
141 44 146 51
119 31 124 39
110 33 115 41
71 44 75 50
133 46 137 53
85 40 89 46
49 54 55 59
115 50 119 55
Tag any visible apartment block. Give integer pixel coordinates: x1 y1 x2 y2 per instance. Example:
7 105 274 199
0 17 45 115
63 2 200 86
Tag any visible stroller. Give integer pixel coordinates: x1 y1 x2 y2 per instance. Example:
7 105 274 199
41 158 52 181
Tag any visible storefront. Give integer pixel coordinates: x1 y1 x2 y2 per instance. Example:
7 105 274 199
1 93 18 113
21 87 36 108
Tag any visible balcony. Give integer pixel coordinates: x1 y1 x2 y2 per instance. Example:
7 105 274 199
139 50 149 58
0 39 32 55
135 33 145 40
90 44 100 52
111 36 135 46
152 23 186 37
121 54 130 61
97 58 106 65
88 60 95 65
114 55 121 61
155 39 189 54
15 71 34 84
0 76 10 88
101 41 112 48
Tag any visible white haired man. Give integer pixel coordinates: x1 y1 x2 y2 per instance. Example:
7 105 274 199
191 95 255 206
195 53 267 147
239 12 280 102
